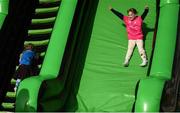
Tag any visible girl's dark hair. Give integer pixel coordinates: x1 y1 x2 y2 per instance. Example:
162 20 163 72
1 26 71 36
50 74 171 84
127 8 138 14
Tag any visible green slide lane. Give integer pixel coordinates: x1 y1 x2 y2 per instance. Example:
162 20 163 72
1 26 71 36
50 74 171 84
76 0 156 112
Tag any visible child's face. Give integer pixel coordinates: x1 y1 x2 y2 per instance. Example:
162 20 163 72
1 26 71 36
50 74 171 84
128 11 136 20
26 45 33 50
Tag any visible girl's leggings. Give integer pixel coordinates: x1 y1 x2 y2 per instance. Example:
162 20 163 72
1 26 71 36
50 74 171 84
125 39 147 61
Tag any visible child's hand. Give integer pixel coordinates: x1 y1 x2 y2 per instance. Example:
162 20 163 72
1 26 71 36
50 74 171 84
145 5 149 10
109 5 112 10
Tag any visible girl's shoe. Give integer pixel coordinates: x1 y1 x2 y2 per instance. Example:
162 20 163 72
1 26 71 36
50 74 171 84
123 60 129 67
140 60 148 67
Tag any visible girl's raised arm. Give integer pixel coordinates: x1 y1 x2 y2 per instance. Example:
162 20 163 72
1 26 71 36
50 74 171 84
109 6 124 20
141 6 149 20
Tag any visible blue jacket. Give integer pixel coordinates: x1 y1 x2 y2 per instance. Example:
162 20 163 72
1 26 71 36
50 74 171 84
19 50 35 65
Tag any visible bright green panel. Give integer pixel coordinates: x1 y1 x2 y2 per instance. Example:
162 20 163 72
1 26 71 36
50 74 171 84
0 0 9 29
150 3 179 79
135 77 165 112
76 0 156 112
134 0 179 111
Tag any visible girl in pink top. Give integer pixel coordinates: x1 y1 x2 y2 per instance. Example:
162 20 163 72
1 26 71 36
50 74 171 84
109 6 149 67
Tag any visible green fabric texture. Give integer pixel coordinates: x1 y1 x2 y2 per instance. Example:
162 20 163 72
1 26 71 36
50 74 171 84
76 0 156 112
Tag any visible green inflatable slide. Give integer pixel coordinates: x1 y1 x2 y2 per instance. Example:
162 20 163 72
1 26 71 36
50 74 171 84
15 0 179 112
